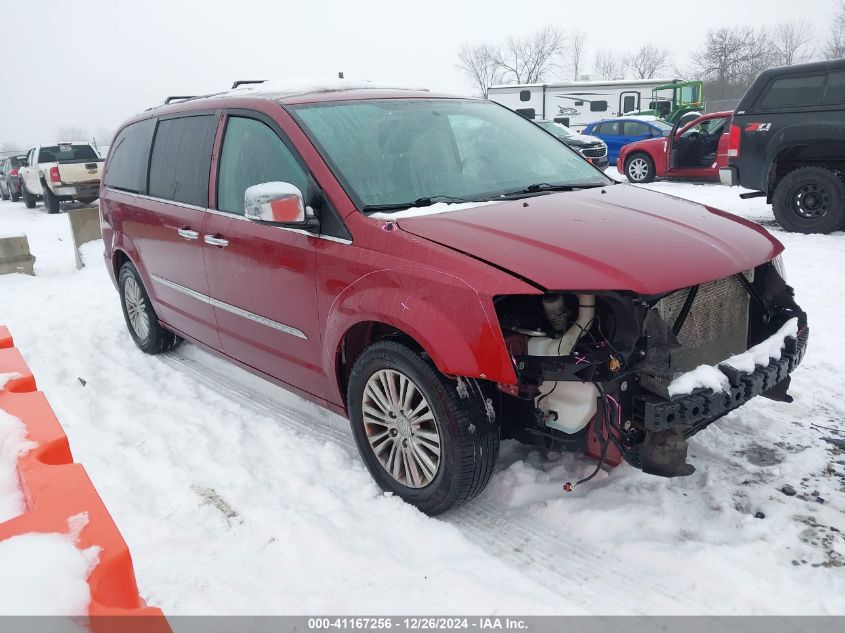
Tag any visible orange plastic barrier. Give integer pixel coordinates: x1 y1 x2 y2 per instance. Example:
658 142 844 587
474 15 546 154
0 325 170 633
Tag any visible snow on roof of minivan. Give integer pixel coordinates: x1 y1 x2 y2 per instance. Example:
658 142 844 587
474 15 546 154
221 78 428 99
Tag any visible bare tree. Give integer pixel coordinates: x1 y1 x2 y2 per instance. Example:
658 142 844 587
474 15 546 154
773 20 814 66
593 50 626 80
493 27 564 84
825 0 845 59
693 27 777 99
628 44 670 79
565 28 588 80
457 44 503 97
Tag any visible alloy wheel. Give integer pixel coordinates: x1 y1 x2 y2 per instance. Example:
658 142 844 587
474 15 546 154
362 369 442 488
124 277 150 340
628 157 649 182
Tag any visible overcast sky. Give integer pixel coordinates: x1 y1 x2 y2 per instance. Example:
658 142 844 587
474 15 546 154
0 0 835 148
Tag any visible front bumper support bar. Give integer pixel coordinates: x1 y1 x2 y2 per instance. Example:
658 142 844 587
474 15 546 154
638 327 809 436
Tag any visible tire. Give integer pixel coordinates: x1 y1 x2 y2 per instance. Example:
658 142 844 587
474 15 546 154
118 262 179 354
42 183 60 214
0 182 9 201
625 153 656 183
10 190 20 203
347 340 499 515
772 166 845 234
21 183 36 209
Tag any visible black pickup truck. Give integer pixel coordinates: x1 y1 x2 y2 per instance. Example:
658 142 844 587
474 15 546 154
721 59 845 234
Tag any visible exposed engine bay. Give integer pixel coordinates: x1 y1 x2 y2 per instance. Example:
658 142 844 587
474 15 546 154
492 258 808 483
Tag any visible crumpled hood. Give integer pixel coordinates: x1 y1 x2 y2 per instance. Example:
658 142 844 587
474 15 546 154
397 184 782 295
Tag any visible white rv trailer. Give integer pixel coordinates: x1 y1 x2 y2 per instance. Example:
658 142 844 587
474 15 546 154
487 78 677 131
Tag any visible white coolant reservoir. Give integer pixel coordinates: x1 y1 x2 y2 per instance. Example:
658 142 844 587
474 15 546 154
537 380 598 433
526 292 599 435
526 335 599 434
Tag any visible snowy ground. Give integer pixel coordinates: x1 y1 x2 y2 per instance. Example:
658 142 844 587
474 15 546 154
0 178 843 615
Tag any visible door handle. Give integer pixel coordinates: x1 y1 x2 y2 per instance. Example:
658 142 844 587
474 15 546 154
177 227 199 240
204 234 229 247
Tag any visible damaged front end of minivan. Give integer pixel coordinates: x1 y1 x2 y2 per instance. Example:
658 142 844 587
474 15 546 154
492 257 808 480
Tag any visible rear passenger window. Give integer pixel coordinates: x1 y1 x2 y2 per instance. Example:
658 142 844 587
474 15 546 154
217 117 308 216
105 119 156 194
622 121 648 136
148 115 216 207
758 75 826 108
823 71 845 104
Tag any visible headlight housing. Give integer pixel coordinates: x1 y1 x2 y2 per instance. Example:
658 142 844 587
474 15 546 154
772 254 787 282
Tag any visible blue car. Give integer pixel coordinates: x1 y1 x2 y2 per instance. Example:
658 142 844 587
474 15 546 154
582 117 673 166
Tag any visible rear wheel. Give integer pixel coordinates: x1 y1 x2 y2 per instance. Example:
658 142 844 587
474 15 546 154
347 340 499 515
0 184 8 201
625 153 656 183
42 183 60 214
772 166 845 234
10 190 21 202
21 183 36 209
118 262 179 354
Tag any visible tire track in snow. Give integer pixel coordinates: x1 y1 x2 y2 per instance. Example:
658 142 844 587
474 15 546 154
162 348 700 612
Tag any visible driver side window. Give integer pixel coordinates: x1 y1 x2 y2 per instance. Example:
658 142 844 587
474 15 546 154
217 117 308 216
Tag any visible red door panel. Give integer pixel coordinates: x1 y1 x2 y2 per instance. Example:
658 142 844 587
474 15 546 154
201 211 325 396
124 195 220 348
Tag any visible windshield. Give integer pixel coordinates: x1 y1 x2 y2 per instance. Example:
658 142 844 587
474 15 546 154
290 99 610 210
651 120 673 134
535 120 574 138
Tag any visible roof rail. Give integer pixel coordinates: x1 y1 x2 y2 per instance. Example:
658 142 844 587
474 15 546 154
231 80 266 89
164 95 197 104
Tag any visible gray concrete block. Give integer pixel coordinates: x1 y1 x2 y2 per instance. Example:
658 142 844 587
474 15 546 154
67 205 102 269
0 234 36 275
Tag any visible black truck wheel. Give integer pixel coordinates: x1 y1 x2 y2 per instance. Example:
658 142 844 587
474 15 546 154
347 340 499 515
21 183 36 209
772 167 845 234
42 184 61 214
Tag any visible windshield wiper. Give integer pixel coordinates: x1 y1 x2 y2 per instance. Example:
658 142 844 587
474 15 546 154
362 194 480 214
487 182 608 200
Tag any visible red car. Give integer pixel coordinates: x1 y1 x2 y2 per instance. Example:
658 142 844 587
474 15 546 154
617 111 733 183
100 84 806 514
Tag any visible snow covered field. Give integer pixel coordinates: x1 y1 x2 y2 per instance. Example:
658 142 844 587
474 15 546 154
0 178 843 615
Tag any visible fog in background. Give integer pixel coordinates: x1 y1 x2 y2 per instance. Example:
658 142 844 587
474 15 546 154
0 0 834 149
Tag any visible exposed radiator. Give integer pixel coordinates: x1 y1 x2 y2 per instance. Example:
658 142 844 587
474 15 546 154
656 272 752 379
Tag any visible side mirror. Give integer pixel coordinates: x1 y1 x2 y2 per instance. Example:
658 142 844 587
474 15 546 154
244 182 317 229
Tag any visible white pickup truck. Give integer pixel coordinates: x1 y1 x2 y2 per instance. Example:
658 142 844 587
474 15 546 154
19 142 104 213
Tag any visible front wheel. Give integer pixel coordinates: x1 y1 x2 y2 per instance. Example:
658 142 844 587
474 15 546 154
625 153 656 183
772 166 845 234
118 262 180 354
347 340 499 515
21 183 36 209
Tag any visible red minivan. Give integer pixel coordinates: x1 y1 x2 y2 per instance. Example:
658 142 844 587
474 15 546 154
100 81 807 514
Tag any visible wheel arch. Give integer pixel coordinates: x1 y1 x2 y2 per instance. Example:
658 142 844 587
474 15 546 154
766 135 845 196
323 269 518 407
